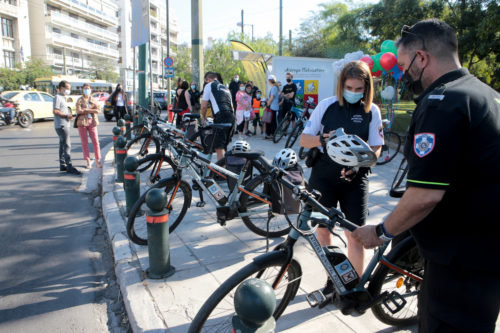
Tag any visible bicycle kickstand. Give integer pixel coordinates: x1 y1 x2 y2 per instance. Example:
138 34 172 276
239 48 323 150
196 189 206 207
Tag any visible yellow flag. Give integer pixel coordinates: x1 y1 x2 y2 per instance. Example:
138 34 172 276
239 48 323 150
230 40 268 96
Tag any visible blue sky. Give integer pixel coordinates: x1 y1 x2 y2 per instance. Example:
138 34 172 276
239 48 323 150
170 0 333 45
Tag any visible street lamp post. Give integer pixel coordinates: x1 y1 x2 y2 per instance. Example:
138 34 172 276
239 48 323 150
236 22 254 41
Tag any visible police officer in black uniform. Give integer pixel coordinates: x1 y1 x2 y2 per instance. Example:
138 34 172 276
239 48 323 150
280 72 298 125
353 19 500 333
300 60 383 295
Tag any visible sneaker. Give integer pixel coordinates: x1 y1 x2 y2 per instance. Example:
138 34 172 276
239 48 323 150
66 166 82 175
60 165 67 172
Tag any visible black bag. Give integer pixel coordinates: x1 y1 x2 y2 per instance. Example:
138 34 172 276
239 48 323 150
305 147 321 168
225 152 251 191
269 164 305 214
200 127 214 154
73 114 79 128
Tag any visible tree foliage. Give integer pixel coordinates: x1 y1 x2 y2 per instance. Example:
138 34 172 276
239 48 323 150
0 58 53 91
89 56 119 82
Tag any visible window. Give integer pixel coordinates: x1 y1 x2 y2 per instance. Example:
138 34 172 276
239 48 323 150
52 27 61 34
47 4 60 13
40 93 53 102
53 48 62 55
72 52 79 58
1 17 13 38
3 50 15 68
70 33 79 39
24 93 41 102
4 0 17 5
69 13 78 19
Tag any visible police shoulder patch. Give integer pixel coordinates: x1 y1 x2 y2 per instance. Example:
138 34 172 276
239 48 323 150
414 133 435 158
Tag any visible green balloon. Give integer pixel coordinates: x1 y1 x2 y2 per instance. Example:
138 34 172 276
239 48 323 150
372 53 382 73
381 40 397 55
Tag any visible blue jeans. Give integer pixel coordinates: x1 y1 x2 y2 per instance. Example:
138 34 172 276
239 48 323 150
55 126 72 167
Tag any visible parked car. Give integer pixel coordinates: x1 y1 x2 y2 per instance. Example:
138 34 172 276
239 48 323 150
92 92 110 102
153 90 170 110
0 90 65 121
103 91 134 121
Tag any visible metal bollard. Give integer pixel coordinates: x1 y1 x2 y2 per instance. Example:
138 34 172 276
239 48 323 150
232 278 276 332
115 136 127 183
145 188 175 279
117 118 126 136
124 156 140 216
112 126 121 163
124 114 132 141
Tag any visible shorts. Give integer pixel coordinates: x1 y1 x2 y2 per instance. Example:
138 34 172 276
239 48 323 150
213 110 235 150
308 153 369 227
418 259 500 333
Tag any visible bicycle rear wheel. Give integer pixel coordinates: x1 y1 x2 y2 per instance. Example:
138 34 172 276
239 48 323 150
126 178 192 245
188 251 302 333
285 121 303 148
273 117 291 143
368 237 423 326
377 131 401 165
126 133 160 170
238 176 292 237
124 124 150 140
389 157 408 198
137 153 177 186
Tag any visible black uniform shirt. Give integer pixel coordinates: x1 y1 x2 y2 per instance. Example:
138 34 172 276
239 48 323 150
405 68 500 268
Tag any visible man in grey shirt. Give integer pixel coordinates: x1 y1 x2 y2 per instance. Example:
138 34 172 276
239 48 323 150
53 80 81 175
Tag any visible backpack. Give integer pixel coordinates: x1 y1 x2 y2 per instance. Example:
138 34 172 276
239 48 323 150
210 80 233 112
268 164 305 215
224 151 254 191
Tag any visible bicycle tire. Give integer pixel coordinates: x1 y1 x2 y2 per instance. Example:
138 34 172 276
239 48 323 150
124 124 150 140
239 176 292 237
298 147 307 160
188 251 302 332
389 158 408 198
368 236 423 326
126 177 192 245
285 121 303 148
273 117 291 143
377 131 401 165
126 133 160 170
137 153 178 186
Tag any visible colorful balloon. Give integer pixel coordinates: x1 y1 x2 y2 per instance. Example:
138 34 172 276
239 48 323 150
381 40 397 55
372 70 382 77
380 52 397 71
360 55 374 69
372 53 382 73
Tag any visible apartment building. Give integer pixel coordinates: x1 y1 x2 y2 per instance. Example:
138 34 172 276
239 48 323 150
28 0 120 77
0 0 31 68
118 0 178 90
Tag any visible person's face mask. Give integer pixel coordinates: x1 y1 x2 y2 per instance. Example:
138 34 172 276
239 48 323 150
191 85 196 90
286 78 292 83
234 77 239 83
64 89 71 96
83 89 91 96
343 89 363 104
239 86 245 91
256 94 261 98
402 53 426 95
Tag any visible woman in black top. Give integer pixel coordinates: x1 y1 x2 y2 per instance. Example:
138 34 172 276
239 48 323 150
175 80 192 128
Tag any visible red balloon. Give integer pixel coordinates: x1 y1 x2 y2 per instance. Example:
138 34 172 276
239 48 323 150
360 56 374 70
380 52 397 71
372 70 382 77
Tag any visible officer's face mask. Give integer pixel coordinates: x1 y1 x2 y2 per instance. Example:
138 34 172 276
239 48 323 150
402 53 426 95
343 89 364 104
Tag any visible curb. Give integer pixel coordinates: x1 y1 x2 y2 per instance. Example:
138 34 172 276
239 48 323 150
100 143 167 332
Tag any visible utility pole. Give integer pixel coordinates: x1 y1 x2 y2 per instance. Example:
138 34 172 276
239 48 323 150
166 0 171 105
289 29 292 52
279 0 283 56
241 9 244 39
191 0 204 90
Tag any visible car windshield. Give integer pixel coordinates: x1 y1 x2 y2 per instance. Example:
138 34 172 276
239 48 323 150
2 92 19 99
153 93 164 98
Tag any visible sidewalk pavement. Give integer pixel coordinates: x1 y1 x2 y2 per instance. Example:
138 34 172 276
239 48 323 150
100 133 417 333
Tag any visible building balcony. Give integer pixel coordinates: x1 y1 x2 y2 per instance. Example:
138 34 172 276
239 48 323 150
50 33 119 58
47 0 118 26
0 1 18 17
48 11 119 43
48 53 93 68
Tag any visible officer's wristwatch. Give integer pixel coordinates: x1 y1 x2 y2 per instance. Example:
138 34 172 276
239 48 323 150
375 223 394 242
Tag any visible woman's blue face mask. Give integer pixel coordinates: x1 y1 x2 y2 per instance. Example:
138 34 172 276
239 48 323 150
343 89 363 104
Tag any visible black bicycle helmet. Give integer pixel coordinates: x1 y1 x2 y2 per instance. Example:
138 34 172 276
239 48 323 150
326 128 376 167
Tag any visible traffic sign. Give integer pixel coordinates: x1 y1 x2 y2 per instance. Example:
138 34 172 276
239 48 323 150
164 57 174 67
164 67 175 78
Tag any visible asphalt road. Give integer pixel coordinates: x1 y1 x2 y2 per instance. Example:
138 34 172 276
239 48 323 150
0 117 122 332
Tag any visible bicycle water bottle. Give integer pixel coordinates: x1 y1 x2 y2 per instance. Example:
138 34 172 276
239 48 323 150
202 178 228 205
325 246 360 290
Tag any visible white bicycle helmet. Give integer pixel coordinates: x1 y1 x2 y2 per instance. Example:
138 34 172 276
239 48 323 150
273 148 298 169
231 140 251 153
326 128 377 167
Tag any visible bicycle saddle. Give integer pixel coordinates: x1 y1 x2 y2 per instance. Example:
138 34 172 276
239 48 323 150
183 113 201 120
207 123 233 130
231 150 264 161
171 108 185 113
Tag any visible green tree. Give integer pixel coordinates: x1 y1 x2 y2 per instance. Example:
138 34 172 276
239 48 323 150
174 44 192 84
89 56 119 82
204 38 244 84
19 58 53 87
0 68 24 90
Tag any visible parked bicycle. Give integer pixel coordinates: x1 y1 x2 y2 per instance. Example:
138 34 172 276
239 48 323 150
272 99 303 144
188 135 423 332
284 100 317 159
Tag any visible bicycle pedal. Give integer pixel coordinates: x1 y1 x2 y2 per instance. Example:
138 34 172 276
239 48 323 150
382 291 407 314
217 218 226 226
306 290 326 308
196 201 205 207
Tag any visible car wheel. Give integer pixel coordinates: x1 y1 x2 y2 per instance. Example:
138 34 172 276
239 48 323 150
104 114 113 121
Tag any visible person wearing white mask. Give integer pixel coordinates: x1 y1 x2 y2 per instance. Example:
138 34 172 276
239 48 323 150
76 83 101 169
53 80 81 175
300 61 383 302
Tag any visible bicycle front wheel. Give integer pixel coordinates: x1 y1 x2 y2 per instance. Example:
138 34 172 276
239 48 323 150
126 178 192 245
239 176 292 237
285 121 303 148
377 131 401 165
137 153 177 186
124 124 150 140
273 117 291 143
368 237 423 326
188 251 302 333
126 133 160 170
389 157 408 198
